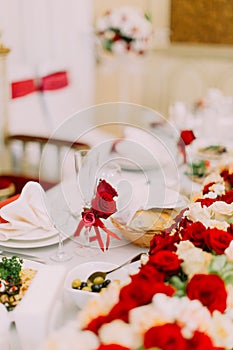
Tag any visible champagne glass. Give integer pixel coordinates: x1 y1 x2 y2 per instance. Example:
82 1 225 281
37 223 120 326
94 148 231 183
50 205 73 262
73 149 100 257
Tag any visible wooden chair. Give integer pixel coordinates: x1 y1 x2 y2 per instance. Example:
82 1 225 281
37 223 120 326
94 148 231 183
0 133 90 197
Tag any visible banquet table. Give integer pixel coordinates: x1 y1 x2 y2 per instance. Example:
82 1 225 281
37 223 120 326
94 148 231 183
5 174 151 350
3 147 198 350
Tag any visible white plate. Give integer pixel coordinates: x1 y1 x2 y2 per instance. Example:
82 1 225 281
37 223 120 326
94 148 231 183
188 138 233 161
0 229 73 249
1 227 59 242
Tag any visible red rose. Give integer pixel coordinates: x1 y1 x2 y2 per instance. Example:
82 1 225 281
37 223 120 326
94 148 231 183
187 330 219 349
196 197 217 207
179 130 196 146
91 180 118 219
92 192 117 219
97 345 130 350
180 221 206 248
149 231 180 255
85 315 109 334
143 323 187 350
119 279 175 309
133 263 165 283
220 190 233 204
82 209 96 226
186 274 227 314
221 169 233 188
204 228 233 254
96 179 118 199
148 250 182 275
202 182 216 195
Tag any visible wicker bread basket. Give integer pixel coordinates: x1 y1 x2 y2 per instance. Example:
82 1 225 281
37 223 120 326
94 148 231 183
111 217 163 248
111 207 181 248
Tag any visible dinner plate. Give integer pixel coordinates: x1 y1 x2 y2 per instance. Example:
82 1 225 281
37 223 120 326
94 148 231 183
1 227 59 242
188 138 233 161
0 229 73 249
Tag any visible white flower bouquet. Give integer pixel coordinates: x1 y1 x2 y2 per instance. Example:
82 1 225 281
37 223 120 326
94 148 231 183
95 7 153 55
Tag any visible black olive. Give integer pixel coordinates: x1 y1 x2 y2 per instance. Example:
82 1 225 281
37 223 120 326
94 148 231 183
91 284 102 293
80 281 88 289
103 279 111 287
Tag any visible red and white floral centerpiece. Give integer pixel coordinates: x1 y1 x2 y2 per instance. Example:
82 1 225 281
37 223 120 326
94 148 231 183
41 167 233 349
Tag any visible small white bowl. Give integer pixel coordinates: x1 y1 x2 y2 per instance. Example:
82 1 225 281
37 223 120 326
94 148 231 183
64 261 132 309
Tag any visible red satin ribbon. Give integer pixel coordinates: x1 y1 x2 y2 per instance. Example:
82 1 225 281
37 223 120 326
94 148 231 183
74 217 121 252
40 71 69 91
11 79 38 99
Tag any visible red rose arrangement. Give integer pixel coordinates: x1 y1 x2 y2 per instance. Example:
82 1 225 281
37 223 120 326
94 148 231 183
78 171 233 349
74 179 120 251
42 160 233 349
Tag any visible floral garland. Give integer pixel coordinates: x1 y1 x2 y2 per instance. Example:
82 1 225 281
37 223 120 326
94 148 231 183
42 167 233 349
95 7 153 55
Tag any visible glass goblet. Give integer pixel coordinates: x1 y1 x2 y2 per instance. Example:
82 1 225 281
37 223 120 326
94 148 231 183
73 149 100 257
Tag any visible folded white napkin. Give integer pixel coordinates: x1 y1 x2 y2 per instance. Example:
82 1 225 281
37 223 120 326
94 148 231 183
115 173 187 225
0 182 57 241
114 126 172 170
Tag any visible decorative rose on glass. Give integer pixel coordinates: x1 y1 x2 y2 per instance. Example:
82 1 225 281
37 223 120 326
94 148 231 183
95 7 153 55
74 179 120 251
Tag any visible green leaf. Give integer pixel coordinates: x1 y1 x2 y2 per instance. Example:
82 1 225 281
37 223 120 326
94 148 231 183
208 255 227 273
169 275 186 291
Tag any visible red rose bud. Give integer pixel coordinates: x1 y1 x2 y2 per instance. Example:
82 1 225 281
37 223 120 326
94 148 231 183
96 179 118 199
179 130 196 146
82 209 96 226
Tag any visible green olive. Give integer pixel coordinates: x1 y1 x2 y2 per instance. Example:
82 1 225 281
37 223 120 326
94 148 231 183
93 276 105 285
72 278 82 289
82 286 92 292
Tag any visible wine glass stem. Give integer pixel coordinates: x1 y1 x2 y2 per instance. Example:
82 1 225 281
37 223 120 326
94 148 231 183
83 226 91 247
57 232 65 256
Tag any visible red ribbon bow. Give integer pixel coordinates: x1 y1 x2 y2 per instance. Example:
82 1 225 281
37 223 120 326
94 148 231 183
11 71 69 99
40 71 69 91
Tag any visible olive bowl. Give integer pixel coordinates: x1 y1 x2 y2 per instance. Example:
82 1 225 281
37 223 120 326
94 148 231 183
64 261 133 309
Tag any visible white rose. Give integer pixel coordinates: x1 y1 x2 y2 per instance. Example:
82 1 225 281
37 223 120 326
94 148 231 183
185 202 210 225
176 241 212 277
209 201 233 221
210 311 233 349
99 319 141 348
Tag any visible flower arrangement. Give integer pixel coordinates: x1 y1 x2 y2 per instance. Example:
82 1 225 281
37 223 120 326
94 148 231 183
42 166 233 349
95 7 153 55
74 179 121 251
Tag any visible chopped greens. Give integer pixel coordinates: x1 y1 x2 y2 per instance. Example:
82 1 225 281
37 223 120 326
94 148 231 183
185 160 209 178
0 256 23 285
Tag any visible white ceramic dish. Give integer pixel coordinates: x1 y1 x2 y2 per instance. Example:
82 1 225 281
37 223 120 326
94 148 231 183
64 261 137 309
188 138 233 161
9 260 66 350
1 227 58 242
0 229 73 249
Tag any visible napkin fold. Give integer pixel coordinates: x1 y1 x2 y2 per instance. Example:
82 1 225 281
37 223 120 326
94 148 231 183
114 126 172 170
0 181 57 241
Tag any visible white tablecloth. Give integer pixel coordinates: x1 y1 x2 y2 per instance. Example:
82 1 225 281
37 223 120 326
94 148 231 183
7 177 148 350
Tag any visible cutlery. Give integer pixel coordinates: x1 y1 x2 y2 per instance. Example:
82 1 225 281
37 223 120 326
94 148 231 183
0 247 45 264
87 252 147 283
